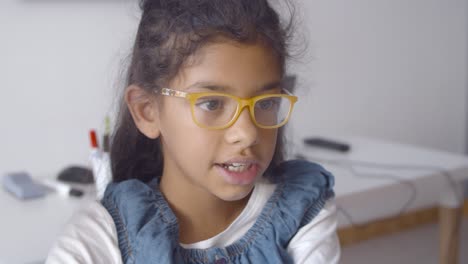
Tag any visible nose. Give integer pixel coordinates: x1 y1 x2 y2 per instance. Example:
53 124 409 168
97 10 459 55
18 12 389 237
224 107 259 148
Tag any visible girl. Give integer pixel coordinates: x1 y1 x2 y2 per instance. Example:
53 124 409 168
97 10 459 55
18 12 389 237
47 0 340 263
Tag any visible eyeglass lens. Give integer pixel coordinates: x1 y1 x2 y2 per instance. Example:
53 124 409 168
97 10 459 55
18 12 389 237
192 95 291 128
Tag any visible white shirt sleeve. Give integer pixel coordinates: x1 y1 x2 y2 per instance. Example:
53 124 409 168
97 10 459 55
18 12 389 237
287 199 341 264
45 201 122 264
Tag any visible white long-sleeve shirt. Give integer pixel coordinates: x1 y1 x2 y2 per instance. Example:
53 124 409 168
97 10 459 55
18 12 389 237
46 180 341 263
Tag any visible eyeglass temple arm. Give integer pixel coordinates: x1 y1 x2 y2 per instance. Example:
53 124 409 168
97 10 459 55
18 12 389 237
282 88 294 95
159 87 293 98
159 88 188 98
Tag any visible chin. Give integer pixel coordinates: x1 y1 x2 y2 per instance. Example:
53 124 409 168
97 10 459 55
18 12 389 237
217 185 254 202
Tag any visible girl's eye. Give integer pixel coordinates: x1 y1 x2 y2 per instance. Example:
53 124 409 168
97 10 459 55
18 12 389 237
196 99 223 111
256 98 279 111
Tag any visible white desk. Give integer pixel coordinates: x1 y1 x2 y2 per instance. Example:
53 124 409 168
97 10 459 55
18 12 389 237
295 135 468 264
0 183 95 264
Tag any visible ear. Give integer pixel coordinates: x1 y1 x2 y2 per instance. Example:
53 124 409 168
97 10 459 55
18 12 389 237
125 85 161 139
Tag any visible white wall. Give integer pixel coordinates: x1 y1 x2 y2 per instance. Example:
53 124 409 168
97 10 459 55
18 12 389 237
0 0 140 177
288 0 468 155
0 0 467 178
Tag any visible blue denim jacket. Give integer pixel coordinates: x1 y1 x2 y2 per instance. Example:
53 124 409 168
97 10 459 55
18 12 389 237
101 160 335 264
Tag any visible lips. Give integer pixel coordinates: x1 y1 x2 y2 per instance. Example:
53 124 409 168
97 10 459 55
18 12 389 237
215 159 261 185
219 162 252 172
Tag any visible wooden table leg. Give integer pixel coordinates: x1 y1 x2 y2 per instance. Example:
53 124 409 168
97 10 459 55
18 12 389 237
439 206 462 264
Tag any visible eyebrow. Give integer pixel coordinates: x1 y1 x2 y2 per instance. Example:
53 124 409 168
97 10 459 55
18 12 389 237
186 80 282 93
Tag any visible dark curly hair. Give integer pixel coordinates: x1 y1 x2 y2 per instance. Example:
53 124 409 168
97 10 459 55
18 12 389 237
111 0 295 183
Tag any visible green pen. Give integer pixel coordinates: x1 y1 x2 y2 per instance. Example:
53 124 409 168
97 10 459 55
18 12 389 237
103 116 111 152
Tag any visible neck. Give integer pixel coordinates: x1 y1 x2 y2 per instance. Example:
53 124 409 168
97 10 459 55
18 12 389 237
159 174 252 244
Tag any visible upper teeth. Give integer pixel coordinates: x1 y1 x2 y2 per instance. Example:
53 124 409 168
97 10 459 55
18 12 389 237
223 163 250 172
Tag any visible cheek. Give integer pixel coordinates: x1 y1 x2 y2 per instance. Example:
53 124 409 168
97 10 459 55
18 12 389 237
160 112 218 160
260 129 278 156
159 100 195 139
159 103 199 153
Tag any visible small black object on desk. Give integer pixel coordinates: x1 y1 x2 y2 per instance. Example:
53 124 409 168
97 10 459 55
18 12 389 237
304 137 351 152
57 166 94 184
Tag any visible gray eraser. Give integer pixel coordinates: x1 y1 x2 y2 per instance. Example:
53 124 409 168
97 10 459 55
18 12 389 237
2 172 47 200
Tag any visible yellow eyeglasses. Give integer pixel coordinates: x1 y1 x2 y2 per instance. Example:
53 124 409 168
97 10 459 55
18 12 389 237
156 88 298 130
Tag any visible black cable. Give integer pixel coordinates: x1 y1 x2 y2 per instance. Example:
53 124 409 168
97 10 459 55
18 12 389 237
301 156 464 209
294 146 465 252
345 164 418 226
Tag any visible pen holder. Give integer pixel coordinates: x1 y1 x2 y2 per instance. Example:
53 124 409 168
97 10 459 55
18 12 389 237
89 150 111 200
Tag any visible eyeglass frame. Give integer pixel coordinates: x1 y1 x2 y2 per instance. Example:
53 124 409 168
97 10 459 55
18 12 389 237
154 87 298 130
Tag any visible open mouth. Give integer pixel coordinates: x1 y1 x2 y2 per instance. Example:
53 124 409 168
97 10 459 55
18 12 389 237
215 161 260 185
219 163 253 172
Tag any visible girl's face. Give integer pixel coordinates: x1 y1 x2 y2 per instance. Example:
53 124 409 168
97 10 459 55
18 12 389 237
157 40 281 202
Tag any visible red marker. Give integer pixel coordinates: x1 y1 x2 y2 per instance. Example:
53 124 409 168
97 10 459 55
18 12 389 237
89 130 99 149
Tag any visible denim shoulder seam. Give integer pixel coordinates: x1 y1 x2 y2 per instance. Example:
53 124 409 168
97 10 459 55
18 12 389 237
299 189 335 228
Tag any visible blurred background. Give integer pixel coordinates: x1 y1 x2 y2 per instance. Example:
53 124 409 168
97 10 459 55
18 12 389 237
288 0 467 155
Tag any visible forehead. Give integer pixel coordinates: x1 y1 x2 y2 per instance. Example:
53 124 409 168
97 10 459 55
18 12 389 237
169 40 282 94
